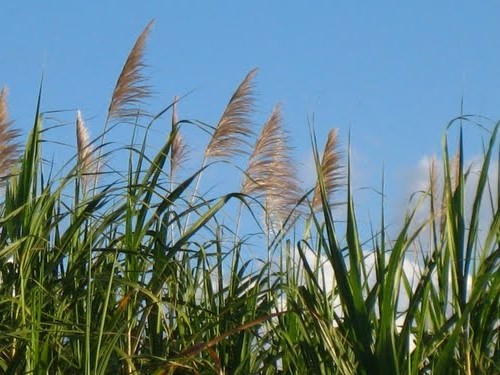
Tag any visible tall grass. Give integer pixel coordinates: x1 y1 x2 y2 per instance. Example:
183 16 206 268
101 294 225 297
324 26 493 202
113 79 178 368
0 22 498 374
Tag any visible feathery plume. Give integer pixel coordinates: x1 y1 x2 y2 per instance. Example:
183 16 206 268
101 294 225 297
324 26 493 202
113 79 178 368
437 150 461 233
429 156 440 208
205 68 257 160
450 150 461 193
0 87 20 186
312 129 343 210
108 20 154 122
76 110 96 191
243 103 284 196
171 96 179 128
427 156 447 235
243 104 301 229
170 97 188 180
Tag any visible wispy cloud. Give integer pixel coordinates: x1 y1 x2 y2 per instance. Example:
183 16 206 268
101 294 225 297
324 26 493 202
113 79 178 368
400 153 498 238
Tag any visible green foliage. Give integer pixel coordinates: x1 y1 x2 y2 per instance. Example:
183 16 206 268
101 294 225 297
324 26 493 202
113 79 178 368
0 24 498 375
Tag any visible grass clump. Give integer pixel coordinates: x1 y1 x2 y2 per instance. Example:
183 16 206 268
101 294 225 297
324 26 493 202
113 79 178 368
0 21 498 375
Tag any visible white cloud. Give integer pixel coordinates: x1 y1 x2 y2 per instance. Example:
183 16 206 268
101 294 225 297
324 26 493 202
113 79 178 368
291 244 477 353
386 152 498 262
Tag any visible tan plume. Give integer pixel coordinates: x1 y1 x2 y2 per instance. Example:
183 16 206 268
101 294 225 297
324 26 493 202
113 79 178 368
0 87 20 186
312 129 343 210
170 97 188 180
450 150 461 193
243 104 284 196
205 68 257 159
427 156 446 233
429 156 438 202
108 20 154 122
244 104 301 228
76 110 96 191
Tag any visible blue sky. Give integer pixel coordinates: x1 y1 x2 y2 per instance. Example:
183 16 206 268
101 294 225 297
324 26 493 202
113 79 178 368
1 2 499 228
